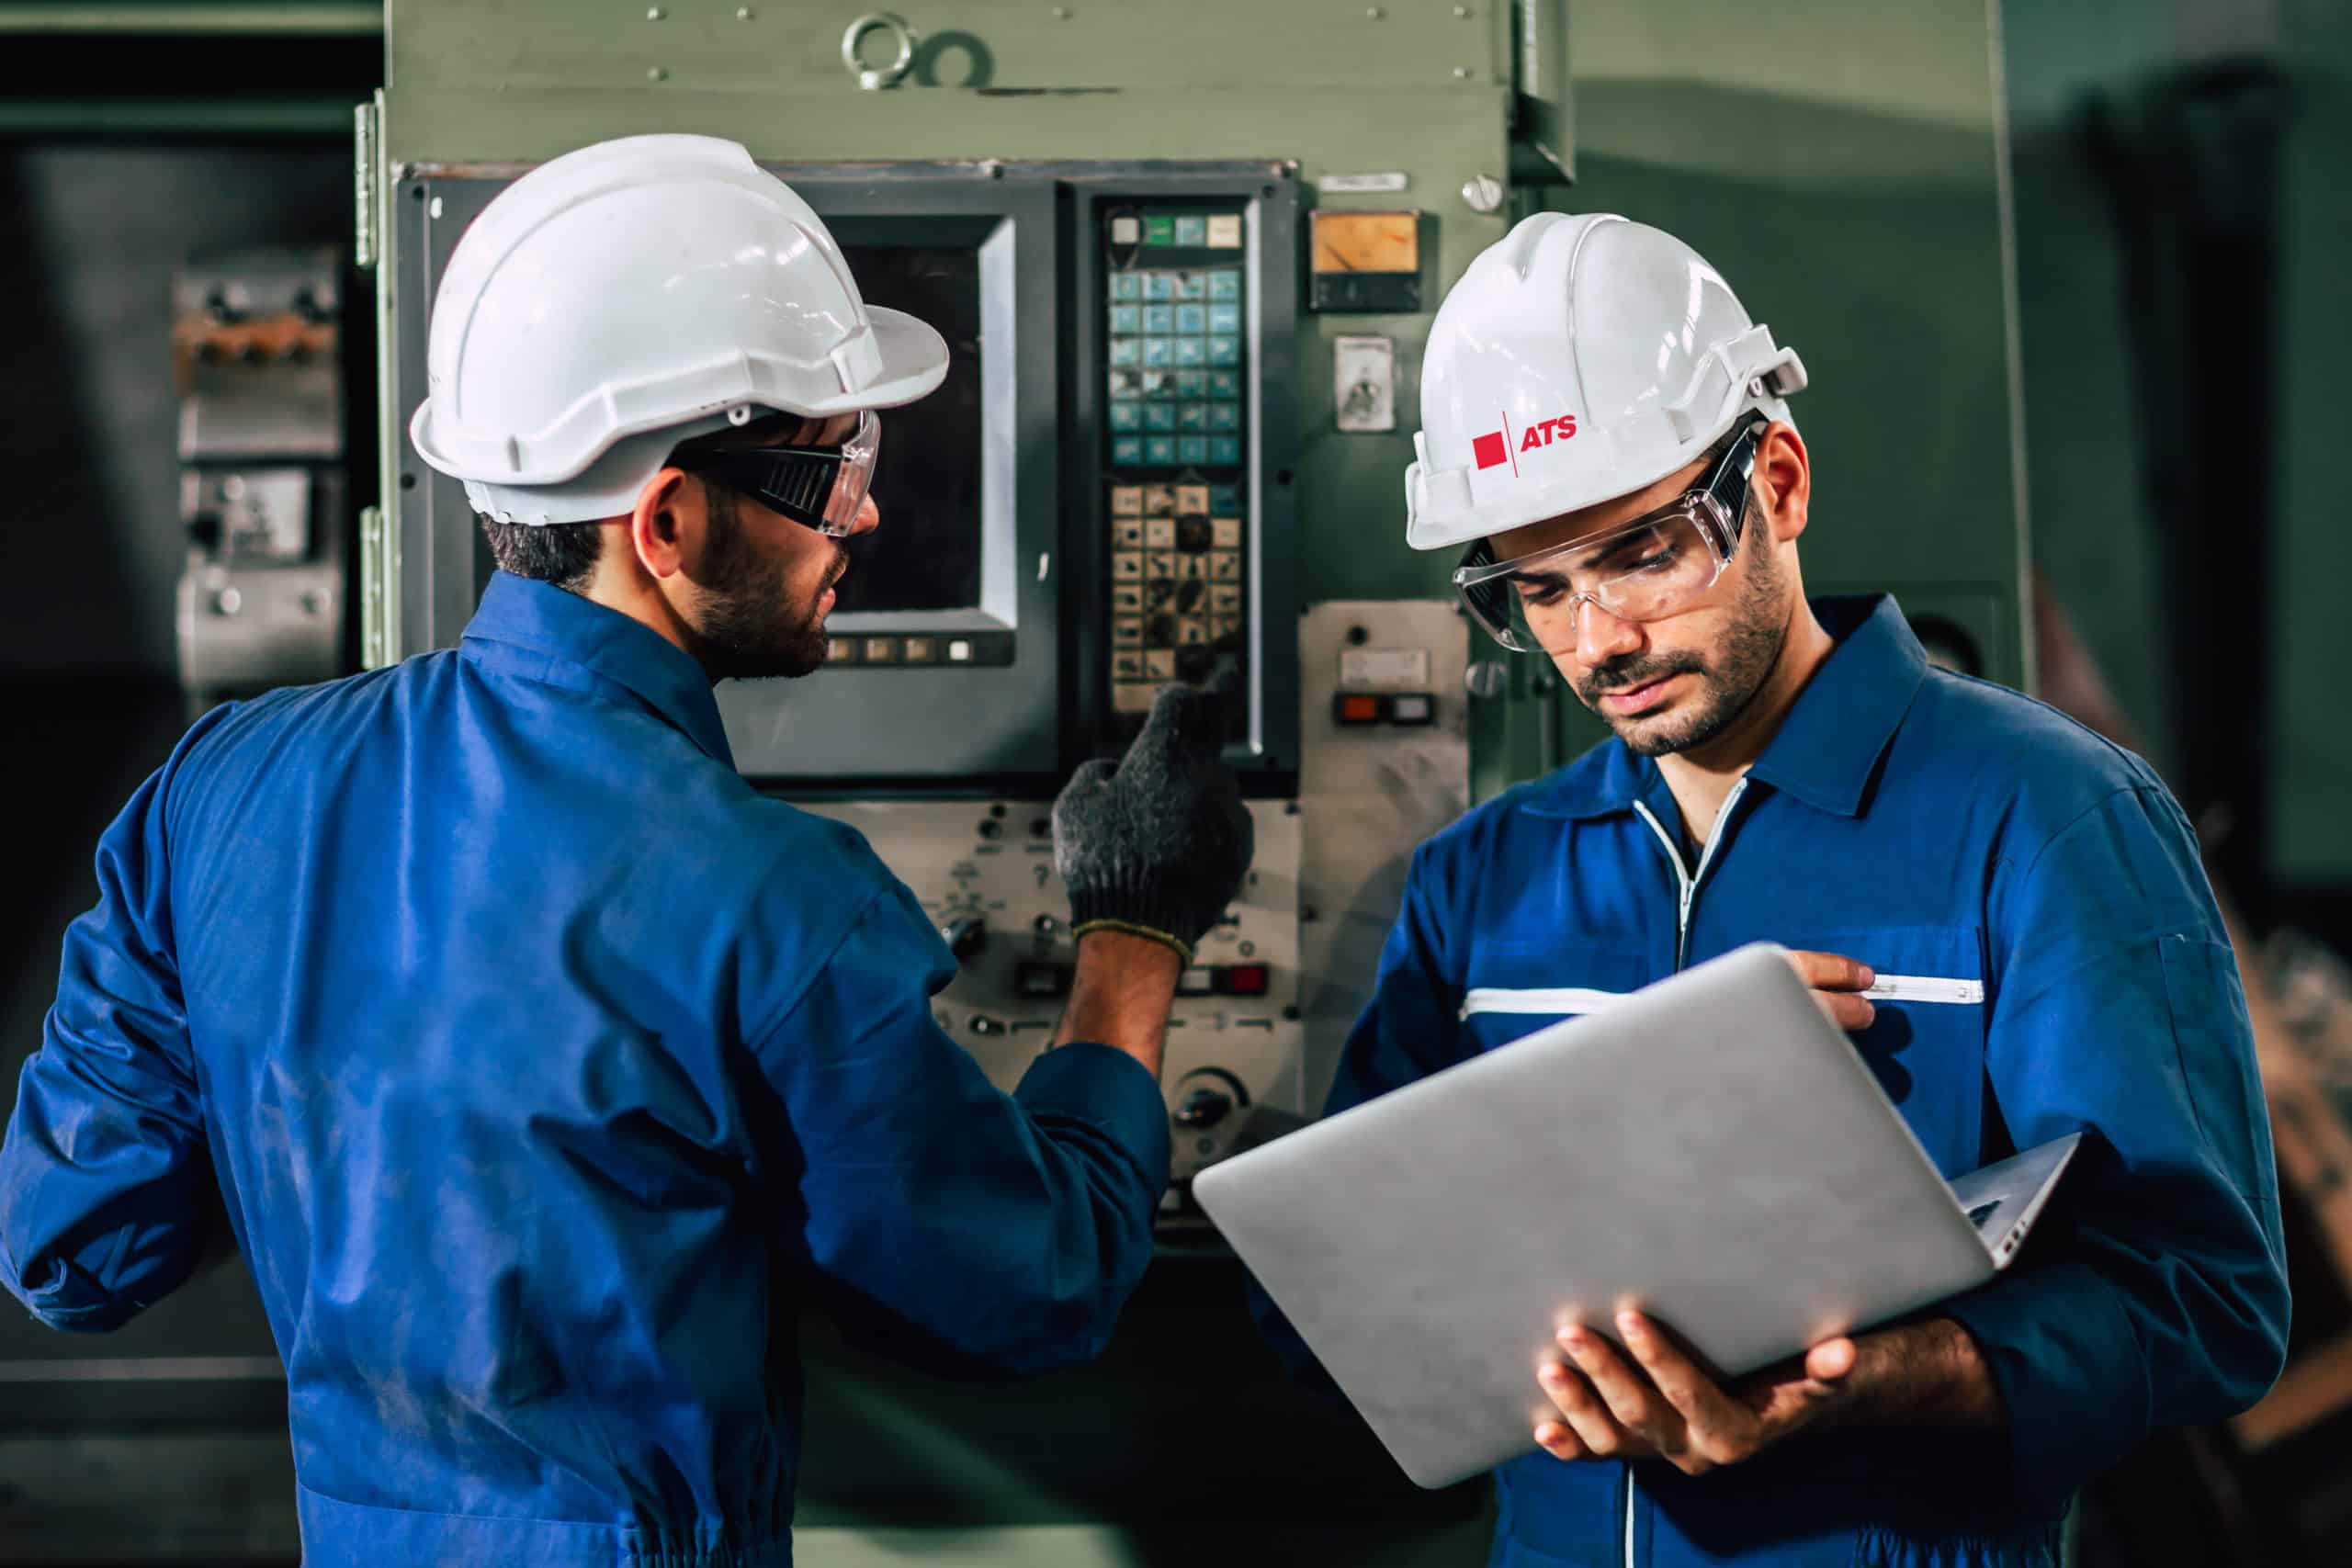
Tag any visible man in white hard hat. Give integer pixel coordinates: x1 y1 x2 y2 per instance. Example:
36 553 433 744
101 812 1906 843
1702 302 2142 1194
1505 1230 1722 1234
0 135 1251 1567
1258 213 2286 1566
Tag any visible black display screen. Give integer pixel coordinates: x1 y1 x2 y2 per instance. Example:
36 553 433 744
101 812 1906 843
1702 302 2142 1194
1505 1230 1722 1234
831 245 984 614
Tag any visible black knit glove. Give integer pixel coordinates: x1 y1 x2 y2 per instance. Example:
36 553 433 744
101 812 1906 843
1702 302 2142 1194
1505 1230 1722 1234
1052 686 1255 963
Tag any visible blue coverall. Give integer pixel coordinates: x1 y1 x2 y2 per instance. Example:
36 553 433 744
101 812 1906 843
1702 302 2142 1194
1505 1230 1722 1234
1265 594 2290 1568
0 571 1173 1567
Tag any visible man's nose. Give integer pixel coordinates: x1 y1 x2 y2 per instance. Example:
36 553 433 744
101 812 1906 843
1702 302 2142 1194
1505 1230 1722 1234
1573 596 1644 668
843 492 881 538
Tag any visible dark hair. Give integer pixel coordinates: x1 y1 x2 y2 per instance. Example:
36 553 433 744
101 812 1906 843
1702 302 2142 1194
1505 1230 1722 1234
475 413 812 592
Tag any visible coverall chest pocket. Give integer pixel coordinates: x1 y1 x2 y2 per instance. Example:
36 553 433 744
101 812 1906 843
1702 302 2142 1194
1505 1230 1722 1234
1457 946 1653 1056
1784 927 1989 1179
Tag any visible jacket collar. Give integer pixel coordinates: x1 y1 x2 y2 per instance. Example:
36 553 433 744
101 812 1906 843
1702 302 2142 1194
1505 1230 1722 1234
458 572 737 769
1534 593 1928 821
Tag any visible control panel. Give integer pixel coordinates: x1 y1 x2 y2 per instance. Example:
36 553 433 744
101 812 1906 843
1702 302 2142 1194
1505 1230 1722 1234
1101 204 1254 738
797 797 1304 1224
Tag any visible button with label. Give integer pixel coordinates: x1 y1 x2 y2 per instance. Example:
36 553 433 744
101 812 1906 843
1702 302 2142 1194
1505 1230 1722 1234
1209 583 1242 614
1111 651 1145 681
1112 435 1144 467
1208 550 1242 581
1113 617 1145 648
1142 272 1174 300
1172 215 1207 247
902 637 936 664
945 638 975 664
1143 304 1175 333
1142 485 1177 516
1216 964 1270 997
1144 518 1177 548
863 637 899 664
1177 436 1209 464
1177 618 1210 646
1178 402 1208 431
1212 517 1243 548
1388 694 1435 725
1174 369 1207 399
1175 304 1206 334
1207 436 1241 465
1114 682 1159 714
1144 215 1176 247
1208 304 1241 334
1209 615 1241 644
1176 484 1210 513
1206 216 1242 250
1207 372 1242 400
1109 367 1144 400
1209 402 1241 432
1206 336 1241 367
1108 402 1141 431
1142 338 1173 367
1113 521 1146 549
1113 551 1145 581
1177 554 1210 582
1107 338 1140 367
1145 649 1177 680
1112 486 1144 515
1145 551 1178 579
1141 369 1175 399
1145 436 1177 464
1109 268 1142 299
1110 304 1141 333
1174 271 1209 300
827 637 860 663
1172 338 1206 367
1176 966 1216 997
1144 402 1177 432
1111 584 1144 613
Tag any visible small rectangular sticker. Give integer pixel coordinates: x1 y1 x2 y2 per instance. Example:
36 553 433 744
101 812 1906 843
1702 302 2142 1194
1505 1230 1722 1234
1861 974 1984 1005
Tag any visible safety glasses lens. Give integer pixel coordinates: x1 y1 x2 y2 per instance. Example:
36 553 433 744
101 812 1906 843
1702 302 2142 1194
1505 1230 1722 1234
1453 507 1727 655
816 409 880 536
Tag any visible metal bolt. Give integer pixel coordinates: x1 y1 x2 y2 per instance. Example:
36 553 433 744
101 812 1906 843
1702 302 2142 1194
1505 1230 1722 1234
1453 65 1473 78
646 5 664 17
647 65 668 81
1051 4 1070 15
1464 660 1509 700
213 587 243 617
1461 173 1506 213
1366 5 1384 16
736 4 753 15
1453 3 1471 14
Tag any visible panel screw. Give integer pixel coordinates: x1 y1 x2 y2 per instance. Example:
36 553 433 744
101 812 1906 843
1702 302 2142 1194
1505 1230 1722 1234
648 65 668 81
1453 3 1472 14
646 5 664 17
1051 4 1070 15
737 5 754 15
1366 5 1384 16
1461 173 1505 213
1453 65 1473 78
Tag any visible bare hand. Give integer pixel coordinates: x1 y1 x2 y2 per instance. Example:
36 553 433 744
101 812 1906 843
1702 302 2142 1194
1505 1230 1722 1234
1784 949 1876 1032
1534 1313 1855 1475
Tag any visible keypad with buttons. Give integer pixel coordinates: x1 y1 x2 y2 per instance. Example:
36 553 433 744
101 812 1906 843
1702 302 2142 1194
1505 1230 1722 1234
1104 209 1250 735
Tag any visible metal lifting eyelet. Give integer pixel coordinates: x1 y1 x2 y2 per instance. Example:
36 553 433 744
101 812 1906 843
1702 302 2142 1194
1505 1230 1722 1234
841 13 917 91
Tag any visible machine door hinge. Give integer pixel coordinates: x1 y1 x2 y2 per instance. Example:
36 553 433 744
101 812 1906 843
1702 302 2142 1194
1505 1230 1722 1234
353 98 381 270
359 504 400 668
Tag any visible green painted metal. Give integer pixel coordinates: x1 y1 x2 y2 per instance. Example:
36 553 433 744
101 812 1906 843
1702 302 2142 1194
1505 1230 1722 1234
0 3 379 34
0 96 358 134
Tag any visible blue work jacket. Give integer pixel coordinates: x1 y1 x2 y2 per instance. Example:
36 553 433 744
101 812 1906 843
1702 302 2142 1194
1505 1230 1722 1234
1282 595 2288 1568
0 571 1172 1567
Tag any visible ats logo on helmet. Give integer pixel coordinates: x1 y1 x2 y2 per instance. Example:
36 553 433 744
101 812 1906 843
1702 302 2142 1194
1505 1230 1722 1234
1473 415 1577 470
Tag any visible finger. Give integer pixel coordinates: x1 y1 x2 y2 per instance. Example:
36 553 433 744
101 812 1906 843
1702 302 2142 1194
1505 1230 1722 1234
1538 1358 1634 1458
1057 757 1120 795
1811 989 1878 1032
1133 684 1227 754
1616 1312 1749 1438
1532 1420 1588 1463
1805 1336 1859 1382
1785 949 1876 993
1559 1325 1673 1450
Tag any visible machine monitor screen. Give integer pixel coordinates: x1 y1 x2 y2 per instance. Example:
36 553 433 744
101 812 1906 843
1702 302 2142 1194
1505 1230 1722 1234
831 244 983 614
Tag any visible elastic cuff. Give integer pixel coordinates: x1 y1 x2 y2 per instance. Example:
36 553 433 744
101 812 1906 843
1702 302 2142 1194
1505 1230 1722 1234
1070 918 1194 965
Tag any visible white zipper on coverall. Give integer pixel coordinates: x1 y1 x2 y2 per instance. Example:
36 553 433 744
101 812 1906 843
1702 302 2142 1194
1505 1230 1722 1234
1618 778 1751 1566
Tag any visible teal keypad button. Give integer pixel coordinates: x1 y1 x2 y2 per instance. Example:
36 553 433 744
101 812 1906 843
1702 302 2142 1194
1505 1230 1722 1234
1175 369 1208 398
1110 304 1140 333
1207 304 1241 334
1110 273 1142 301
1173 215 1206 247
1142 273 1174 301
1142 338 1173 367
1110 368 1144 400
1178 436 1210 464
1175 304 1206 334
1208 402 1240 431
1144 215 1176 246
1109 403 1141 432
1142 305 1174 333
1145 435 1177 464
1109 338 1140 367
1173 338 1206 367
1207 436 1240 465
1178 402 1208 431
1144 403 1177 432
1142 369 1175 399
1206 336 1240 367
1113 435 1144 465
1174 272 1209 301
1207 270 1240 300
1207 370 1241 400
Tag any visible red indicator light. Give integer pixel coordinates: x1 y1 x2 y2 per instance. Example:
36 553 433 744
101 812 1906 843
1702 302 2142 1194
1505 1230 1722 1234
1336 694 1382 725
1221 964 1271 997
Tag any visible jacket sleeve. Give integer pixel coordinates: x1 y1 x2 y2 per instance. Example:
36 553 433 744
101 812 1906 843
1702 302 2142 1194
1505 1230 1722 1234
2 749 221 1333
745 876 1171 1380
1941 784 2290 1517
1247 840 1465 1394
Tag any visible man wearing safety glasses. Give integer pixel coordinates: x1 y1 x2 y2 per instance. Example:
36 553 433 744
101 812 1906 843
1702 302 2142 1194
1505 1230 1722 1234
1256 212 2286 1567
0 136 1252 1568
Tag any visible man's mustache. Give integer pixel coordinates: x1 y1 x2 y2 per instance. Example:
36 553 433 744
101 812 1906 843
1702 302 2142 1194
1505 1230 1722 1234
1580 653 1706 694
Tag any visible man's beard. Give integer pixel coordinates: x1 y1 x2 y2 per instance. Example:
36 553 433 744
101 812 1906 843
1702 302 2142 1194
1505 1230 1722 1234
692 499 843 681
1572 539 1788 758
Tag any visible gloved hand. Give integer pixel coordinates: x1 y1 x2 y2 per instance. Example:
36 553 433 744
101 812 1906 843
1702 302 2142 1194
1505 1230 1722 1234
1053 686 1255 964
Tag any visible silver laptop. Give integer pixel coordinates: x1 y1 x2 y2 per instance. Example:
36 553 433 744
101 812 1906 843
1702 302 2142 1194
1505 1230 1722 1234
1193 942 2080 1489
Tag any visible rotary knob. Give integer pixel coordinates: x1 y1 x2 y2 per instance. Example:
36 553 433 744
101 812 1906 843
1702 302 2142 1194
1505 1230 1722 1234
940 915 988 963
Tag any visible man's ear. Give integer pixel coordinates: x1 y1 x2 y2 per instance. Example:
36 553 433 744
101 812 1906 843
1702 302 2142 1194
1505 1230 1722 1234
628 468 700 581
1753 421 1811 545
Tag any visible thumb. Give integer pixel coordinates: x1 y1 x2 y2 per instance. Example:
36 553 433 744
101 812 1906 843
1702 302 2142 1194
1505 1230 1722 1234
1804 1337 1859 1383
1131 684 1227 756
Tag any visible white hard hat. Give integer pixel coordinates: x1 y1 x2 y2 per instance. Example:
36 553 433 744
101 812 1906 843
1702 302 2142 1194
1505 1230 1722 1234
409 133 951 525
1404 212 1806 552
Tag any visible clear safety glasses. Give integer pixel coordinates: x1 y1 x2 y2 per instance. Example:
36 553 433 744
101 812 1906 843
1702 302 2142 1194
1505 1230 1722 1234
1452 422 1760 654
673 408 880 538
